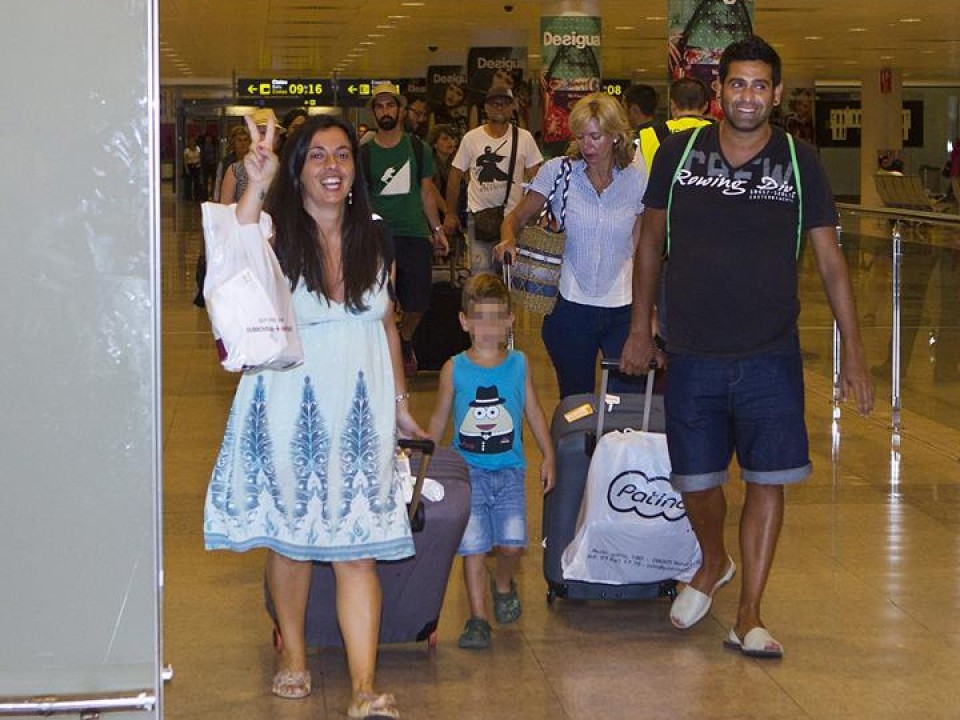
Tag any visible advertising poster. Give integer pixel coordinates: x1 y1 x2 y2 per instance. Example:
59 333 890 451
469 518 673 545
815 96 924 149
667 0 754 117
540 14 602 155
426 65 469 142
466 47 527 129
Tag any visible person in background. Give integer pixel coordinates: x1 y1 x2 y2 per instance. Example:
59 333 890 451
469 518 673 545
444 86 542 274
213 125 251 202
623 84 658 136
621 35 873 659
784 88 815 144
427 273 554 650
200 133 219 200
633 77 713 174
183 135 203 201
220 108 284 204
469 68 517 130
203 113 422 719
279 107 309 154
364 83 447 377
404 95 430 139
428 124 463 244
496 92 645 398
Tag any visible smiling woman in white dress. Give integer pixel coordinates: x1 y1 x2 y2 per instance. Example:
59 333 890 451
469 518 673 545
203 113 422 719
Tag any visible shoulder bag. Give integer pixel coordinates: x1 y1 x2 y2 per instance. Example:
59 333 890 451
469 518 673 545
508 158 572 315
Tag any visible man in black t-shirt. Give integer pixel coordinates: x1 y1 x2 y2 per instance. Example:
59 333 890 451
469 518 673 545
621 36 873 660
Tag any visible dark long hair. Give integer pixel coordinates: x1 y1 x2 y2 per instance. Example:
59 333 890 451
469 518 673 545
265 114 386 312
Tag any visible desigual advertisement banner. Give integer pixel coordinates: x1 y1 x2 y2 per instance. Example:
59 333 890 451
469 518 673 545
540 14 601 151
668 0 754 117
426 65 469 142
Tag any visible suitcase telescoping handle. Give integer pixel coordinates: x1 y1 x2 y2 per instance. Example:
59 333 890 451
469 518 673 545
501 251 515 350
398 438 435 525
596 358 657 440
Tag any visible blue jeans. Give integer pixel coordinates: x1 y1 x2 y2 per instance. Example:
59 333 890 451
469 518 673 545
664 340 812 493
457 466 527 555
541 295 644 398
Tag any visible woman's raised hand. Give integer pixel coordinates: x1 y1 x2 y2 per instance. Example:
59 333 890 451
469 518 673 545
242 114 279 187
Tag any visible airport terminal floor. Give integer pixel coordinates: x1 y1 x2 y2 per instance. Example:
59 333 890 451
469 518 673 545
161 188 960 719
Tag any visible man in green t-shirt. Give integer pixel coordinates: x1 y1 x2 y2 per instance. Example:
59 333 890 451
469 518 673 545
366 83 447 376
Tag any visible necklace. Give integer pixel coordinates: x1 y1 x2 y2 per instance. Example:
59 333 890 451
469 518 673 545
587 166 613 193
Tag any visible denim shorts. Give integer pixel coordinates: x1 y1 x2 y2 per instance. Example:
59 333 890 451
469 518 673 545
665 342 812 492
457 466 527 555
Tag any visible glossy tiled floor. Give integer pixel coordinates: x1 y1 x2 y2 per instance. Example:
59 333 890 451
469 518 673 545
162 191 960 720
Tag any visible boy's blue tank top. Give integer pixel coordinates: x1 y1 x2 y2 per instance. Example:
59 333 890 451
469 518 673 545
451 350 527 470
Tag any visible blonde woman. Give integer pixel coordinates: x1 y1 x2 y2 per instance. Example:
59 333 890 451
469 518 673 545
496 92 646 397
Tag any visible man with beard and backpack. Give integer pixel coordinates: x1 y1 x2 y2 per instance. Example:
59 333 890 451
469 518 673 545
362 82 448 376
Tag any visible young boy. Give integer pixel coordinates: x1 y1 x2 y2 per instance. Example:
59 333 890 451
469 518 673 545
428 273 555 649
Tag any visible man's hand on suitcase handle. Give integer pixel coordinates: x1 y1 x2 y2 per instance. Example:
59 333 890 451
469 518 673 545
619 331 665 376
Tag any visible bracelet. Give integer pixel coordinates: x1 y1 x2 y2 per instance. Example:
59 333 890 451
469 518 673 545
432 225 443 235
395 392 410 404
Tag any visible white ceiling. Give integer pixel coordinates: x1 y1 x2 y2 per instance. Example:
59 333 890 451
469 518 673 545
159 0 960 87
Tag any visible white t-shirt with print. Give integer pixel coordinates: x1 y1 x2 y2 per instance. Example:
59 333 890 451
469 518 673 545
452 124 543 213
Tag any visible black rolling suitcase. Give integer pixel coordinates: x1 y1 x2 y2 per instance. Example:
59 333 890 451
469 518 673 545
543 360 678 603
411 264 470 371
267 439 471 647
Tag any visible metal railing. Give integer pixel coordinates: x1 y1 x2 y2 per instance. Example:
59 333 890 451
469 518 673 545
0 691 155 717
835 203 960 442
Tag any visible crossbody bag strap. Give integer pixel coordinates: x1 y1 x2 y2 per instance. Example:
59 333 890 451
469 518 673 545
538 157 572 229
501 123 519 210
665 125 705 257
556 158 572 230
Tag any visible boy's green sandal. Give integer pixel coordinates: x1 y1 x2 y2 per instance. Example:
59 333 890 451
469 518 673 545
491 579 522 624
458 617 492 649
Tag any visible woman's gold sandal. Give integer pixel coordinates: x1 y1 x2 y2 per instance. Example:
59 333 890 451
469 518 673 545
271 669 311 699
347 692 400 719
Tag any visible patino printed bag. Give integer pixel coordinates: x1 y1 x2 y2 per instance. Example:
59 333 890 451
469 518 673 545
200 202 303 372
561 429 701 585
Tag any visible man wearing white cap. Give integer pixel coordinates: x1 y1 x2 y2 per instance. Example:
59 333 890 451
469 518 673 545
362 82 447 376
444 85 542 273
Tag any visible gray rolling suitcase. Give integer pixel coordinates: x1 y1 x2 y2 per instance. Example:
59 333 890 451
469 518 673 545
267 439 471 647
543 359 677 603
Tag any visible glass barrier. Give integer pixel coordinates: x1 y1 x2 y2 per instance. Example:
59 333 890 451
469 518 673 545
799 205 960 450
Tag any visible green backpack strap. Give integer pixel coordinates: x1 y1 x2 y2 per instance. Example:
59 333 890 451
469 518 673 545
665 125 705 257
665 127 804 258
786 131 803 258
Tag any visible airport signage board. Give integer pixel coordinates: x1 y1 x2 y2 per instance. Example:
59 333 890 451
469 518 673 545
601 79 631 99
236 77 334 105
236 77 424 107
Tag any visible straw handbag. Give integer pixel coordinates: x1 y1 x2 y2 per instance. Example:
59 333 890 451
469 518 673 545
509 158 572 315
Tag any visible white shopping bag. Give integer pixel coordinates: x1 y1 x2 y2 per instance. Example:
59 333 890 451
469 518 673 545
561 429 701 585
201 202 303 372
